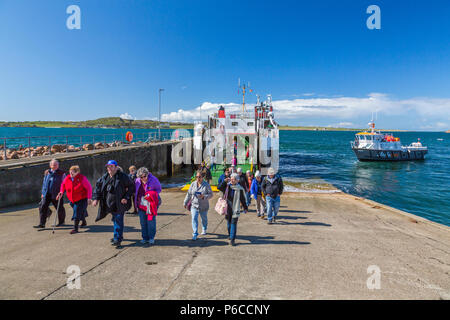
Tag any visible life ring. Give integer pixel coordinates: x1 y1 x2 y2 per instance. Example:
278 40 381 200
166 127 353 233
125 131 133 142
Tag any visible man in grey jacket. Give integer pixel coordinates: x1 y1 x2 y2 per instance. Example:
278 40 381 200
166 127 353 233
184 170 213 240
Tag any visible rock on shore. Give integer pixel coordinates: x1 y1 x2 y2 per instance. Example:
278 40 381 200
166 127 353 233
1 141 126 160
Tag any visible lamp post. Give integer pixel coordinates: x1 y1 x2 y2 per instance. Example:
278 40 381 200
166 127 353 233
158 88 164 140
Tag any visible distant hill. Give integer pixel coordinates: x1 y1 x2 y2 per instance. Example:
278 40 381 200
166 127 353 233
0 117 193 129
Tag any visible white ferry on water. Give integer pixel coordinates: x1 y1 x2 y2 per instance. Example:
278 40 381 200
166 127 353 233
350 120 428 161
183 85 279 191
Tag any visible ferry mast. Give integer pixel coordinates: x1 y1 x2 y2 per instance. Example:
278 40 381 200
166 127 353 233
238 78 252 114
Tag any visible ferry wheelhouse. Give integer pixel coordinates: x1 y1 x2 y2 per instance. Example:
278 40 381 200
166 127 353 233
350 120 427 161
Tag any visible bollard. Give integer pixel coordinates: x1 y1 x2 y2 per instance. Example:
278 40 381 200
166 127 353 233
3 138 6 160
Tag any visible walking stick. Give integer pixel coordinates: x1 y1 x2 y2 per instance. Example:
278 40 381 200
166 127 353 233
52 197 61 234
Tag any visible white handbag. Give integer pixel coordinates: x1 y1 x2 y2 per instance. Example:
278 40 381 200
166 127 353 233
214 185 229 216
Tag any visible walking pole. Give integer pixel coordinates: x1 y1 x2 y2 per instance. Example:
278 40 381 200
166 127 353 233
52 197 61 234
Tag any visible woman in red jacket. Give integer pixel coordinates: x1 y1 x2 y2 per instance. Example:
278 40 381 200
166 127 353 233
57 165 92 234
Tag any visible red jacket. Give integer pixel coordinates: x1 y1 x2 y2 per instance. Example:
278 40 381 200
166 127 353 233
141 190 159 221
60 174 92 203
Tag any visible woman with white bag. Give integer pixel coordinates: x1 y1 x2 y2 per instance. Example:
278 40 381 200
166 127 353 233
217 173 248 246
184 170 213 240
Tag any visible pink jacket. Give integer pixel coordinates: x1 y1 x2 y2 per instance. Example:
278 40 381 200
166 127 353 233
142 190 159 221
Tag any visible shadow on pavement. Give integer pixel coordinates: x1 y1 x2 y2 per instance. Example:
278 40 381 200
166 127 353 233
275 215 308 220
85 225 140 233
0 203 37 214
158 212 187 216
278 209 312 214
276 221 332 227
236 234 311 246
117 237 229 248
207 233 311 246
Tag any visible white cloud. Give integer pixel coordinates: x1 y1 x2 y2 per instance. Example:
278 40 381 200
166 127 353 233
159 93 450 130
420 122 449 130
120 112 134 120
161 102 240 122
328 122 355 128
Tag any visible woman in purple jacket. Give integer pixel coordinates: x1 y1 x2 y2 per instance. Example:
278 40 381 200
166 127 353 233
134 167 162 246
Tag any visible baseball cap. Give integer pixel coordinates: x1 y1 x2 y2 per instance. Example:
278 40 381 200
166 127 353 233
268 167 275 175
106 160 118 167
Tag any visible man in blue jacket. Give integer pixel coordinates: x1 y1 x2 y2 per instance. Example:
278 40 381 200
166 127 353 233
34 159 66 229
250 171 266 218
218 167 230 186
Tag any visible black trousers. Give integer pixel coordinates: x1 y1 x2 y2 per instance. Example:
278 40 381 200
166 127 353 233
39 194 66 226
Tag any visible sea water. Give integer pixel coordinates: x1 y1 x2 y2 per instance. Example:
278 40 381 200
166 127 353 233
1 127 449 226
280 130 450 226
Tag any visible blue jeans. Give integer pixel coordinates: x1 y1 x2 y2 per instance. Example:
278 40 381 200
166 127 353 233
111 212 124 242
227 217 239 240
138 210 156 241
266 196 280 222
246 191 252 206
191 207 208 236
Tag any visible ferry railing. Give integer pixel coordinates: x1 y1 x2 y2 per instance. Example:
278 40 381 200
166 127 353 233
1 131 177 161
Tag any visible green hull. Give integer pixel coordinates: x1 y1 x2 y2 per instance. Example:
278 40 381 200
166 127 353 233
190 163 254 186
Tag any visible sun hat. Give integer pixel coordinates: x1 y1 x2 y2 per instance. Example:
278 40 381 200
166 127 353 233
268 167 275 175
255 170 261 177
237 167 242 173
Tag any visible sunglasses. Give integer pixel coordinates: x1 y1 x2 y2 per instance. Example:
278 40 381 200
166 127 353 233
196 176 203 178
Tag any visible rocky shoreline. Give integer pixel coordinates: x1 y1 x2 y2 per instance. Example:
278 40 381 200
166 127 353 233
0 141 133 160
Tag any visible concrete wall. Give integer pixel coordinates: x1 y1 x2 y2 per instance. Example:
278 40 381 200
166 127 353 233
0 141 190 208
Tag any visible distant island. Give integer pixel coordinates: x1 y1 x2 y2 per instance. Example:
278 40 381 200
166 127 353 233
0 118 439 132
278 125 407 132
0 117 193 129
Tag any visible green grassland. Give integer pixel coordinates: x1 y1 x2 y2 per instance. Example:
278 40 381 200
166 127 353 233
0 117 193 129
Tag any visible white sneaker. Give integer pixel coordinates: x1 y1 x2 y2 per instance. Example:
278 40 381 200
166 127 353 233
201 230 207 235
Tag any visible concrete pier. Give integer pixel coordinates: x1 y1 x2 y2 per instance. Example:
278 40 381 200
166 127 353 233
0 190 448 300
0 141 189 208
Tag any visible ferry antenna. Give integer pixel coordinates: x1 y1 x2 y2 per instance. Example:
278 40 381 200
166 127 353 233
237 79 253 115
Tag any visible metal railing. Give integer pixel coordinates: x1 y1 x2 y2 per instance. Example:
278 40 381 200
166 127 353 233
1 131 176 161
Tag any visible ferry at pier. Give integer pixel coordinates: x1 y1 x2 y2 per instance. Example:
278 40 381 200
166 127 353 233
350 120 428 161
183 84 279 190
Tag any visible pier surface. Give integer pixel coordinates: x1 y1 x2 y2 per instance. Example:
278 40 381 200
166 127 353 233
0 191 449 300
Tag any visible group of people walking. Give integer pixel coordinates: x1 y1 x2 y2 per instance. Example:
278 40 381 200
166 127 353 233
185 165 283 246
36 159 161 248
36 158 283 248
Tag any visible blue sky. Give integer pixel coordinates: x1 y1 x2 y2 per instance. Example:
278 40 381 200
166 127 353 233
0 0 449 130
